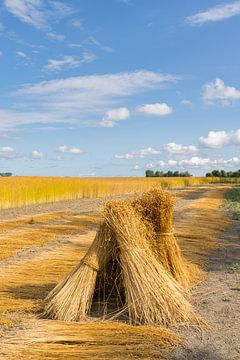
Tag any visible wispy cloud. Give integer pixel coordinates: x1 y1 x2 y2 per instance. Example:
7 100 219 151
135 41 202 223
43 54 96 72
16 51 27 58
199 129 240 148
202 78 240 106
187 1 240 25
85 36 113 53
47 32 65 42
4 0 73 37
0 70 179 130
71 19 83 29
137 103 173 116
180 99 192 106
115 147 160 160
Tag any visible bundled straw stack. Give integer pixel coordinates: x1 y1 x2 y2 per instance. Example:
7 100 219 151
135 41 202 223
132 189 194 290
45 222 112 322
45 189 201 327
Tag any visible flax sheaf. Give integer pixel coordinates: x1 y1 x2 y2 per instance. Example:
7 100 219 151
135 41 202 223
132 189 203 290
45 191 201 327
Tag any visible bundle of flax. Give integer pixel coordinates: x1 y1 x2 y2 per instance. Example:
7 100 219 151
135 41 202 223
132 189 201 290
103 201 199 326
45 192 200 326
44 222 112 322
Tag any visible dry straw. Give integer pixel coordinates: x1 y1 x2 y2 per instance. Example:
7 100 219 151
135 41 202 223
103 201 199 326
132 189 201 289
44 222 112 321
45 190 200 327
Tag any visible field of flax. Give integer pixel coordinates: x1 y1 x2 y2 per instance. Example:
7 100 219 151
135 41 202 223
0 176 237 210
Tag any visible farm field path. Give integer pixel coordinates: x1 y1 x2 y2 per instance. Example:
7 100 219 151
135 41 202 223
0 185 239 359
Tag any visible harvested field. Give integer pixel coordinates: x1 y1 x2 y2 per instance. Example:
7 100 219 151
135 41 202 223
0 185 239 359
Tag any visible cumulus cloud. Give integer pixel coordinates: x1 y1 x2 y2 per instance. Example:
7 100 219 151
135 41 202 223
115 147 160 160
57 145 82 154
145 154 240 171
202 78 240 106
137 103 173 116
187 1 240 25
0 70 179 130
0 146 14 153
164 142 198 154
199 129 240 148
31 150 44 159
99 107 130 127
0 146 20 159
214 156 240 166
179 156 211 167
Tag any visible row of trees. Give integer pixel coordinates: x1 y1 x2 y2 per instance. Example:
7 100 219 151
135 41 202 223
206 169 240 178
146 170 192 178
0 172 12 177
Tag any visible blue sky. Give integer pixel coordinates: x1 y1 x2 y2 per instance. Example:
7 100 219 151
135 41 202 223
0 0 240 176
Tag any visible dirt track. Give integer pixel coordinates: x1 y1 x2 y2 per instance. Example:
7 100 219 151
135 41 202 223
0 185 239 359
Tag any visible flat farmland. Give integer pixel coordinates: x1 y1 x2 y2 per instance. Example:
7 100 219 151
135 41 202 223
0 183 239 359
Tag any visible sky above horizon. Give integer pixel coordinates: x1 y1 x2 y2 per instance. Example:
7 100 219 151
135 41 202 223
0 0 240 177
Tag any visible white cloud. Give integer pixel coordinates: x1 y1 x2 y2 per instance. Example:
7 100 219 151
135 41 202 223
213 156 240 166
99 107 130 128
1 70 179 130
47 32 65 42
0 146 19 159
167 159 178 167
44 56 82 71
0 146 14 153
43 53 97 71
31 150 44 159
146 163 155 169
180 99 192 105
187 1 240 25
202 78 240 106
71 19 82 29
145 154 240 171
85 36 113 53
57 145 82 154
137 103 173 116
199 129 240 148
4 0 73 32
115 147 160 160
16 51 27 58
179 156 211 167
164 142 198 154
5 0 48 30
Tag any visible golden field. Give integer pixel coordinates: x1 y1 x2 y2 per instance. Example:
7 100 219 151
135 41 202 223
0 176 238 209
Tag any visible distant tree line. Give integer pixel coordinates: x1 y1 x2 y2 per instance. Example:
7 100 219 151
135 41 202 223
206 169 240 178
145 170 192 178
0 172 12 177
